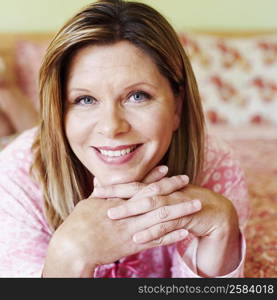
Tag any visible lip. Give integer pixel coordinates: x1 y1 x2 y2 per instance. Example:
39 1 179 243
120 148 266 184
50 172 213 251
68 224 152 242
96 144 140 151
92 144 143 165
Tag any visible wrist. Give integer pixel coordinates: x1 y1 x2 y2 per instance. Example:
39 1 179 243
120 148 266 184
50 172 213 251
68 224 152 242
42 258 97 278
197 224 241 277
43 233 98 278
196 203 241 277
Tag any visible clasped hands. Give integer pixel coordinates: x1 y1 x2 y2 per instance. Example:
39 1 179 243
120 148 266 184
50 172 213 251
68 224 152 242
92 166 200 244
43 165 240 277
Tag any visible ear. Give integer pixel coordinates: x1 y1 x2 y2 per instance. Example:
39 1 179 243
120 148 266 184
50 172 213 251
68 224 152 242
173 88 184 131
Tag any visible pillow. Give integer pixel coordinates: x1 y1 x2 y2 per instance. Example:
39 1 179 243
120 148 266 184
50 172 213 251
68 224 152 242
179 32 277 126
14 40 48 111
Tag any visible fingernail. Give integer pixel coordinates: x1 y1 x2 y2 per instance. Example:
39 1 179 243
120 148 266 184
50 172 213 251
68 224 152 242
133 233 144 243
180 175 189 183
158 166 168 174
93 187 105 196
107 208 118 219
192 199 201 209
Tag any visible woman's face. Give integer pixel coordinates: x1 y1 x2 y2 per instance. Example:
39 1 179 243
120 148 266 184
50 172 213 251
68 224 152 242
65 41 181 186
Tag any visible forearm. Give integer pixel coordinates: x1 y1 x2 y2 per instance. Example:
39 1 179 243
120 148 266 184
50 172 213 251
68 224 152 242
42 230 98 278
42 253 97 278
196 225 241 277
42 254 95 278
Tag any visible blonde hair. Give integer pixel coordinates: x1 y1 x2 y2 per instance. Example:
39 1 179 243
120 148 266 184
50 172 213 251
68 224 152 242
31 0 205 230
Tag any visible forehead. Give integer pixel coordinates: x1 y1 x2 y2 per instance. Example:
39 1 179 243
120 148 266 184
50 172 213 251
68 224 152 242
66 41 163 84
71 41 148 65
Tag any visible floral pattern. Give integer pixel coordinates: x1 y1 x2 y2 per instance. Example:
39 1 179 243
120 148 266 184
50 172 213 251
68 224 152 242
180 33 277 125
210 125 277 277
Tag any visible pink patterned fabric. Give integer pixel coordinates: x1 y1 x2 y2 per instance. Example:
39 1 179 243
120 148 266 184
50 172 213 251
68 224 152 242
179 33 277 125
210 125 277 277
0 128 249 277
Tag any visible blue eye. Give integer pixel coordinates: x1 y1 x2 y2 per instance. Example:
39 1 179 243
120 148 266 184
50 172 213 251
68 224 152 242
75 95 96 105
129 91 151 103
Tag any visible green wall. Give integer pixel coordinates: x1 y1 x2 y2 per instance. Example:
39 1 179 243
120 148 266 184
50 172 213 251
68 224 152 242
0 0 277 32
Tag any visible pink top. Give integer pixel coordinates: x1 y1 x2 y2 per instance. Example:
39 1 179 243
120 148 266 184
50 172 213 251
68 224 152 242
0 128 249 277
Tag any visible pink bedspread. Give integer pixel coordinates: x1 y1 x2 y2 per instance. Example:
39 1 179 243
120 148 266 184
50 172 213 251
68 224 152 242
0 125 276 277
210 125 277 277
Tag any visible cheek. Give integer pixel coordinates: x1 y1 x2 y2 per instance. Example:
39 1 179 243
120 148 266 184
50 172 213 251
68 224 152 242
65 112 91 147
139 109 176 143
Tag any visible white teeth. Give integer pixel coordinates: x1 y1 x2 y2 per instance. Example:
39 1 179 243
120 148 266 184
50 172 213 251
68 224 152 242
99 146 137 157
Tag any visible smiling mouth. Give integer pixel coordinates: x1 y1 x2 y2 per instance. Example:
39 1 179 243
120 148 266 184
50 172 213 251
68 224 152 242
93 144 142 158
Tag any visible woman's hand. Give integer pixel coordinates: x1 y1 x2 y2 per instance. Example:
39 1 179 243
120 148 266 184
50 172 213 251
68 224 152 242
42 167 199 277
94 177 241 277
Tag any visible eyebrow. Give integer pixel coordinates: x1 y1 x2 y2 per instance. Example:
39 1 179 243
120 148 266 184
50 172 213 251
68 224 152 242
68 88 92 94
68 82 158 95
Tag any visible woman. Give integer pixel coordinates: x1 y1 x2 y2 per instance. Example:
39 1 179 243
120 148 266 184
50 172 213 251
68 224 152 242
0 0 249 277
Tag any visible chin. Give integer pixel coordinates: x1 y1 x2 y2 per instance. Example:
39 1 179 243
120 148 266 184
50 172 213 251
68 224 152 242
96 170 144 186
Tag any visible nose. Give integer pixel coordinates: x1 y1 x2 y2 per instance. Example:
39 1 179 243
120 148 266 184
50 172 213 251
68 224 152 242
96 103 130 138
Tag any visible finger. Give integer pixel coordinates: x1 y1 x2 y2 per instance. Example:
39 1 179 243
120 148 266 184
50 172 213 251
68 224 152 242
107 194 160 219
139 229 189 248
92 181 146 198
133 218 189 243
92 166 168 198
107 189 191 220
142 165 168 184
134 199 201 230
108 175 188 219
107 191 185 219
130 174 189 201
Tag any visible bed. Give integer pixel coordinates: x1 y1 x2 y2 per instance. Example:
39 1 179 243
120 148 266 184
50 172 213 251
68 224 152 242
0 31 276 277
210 125 277 277
185 30 277 277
